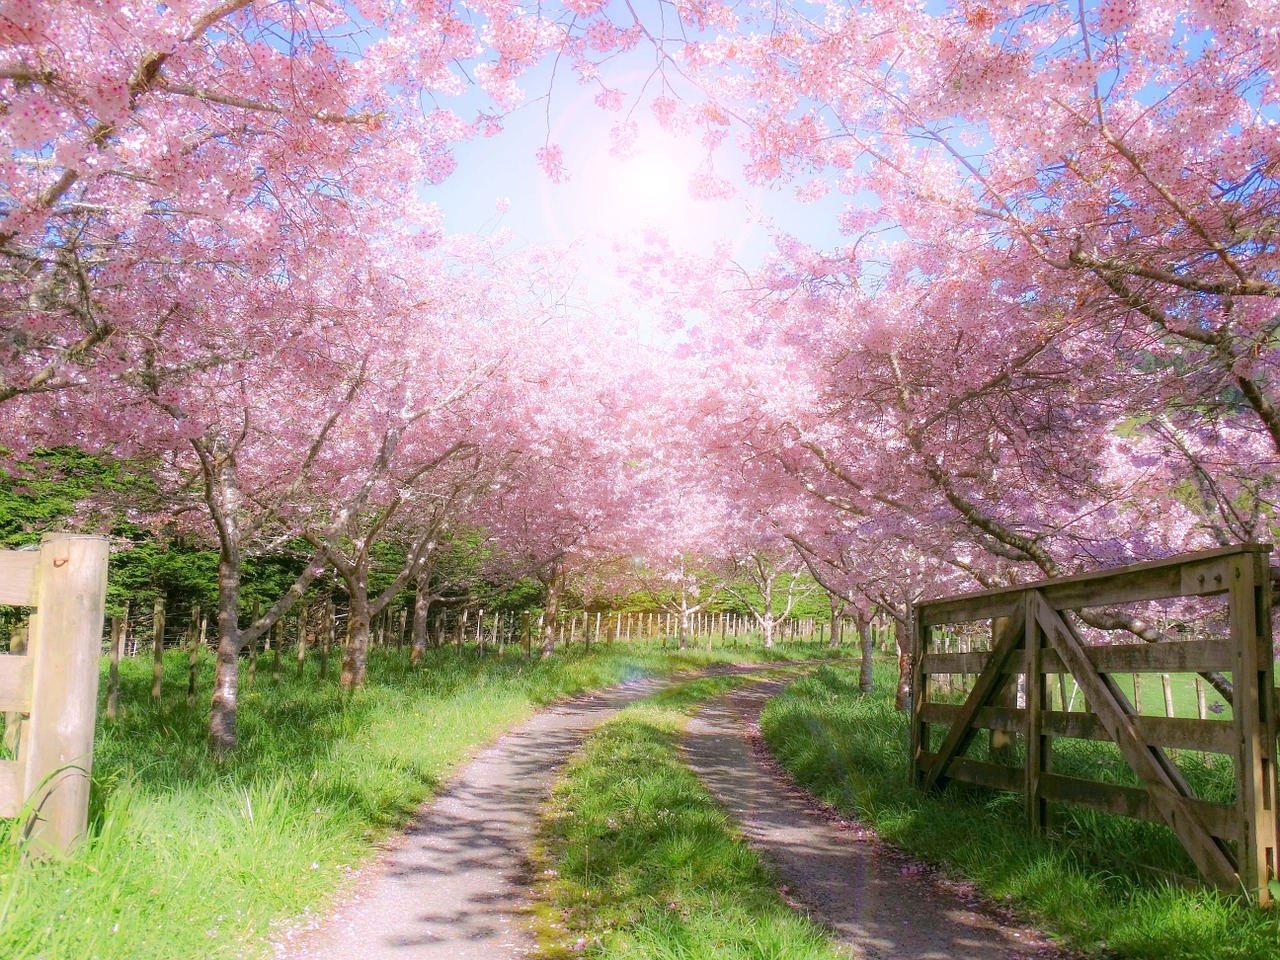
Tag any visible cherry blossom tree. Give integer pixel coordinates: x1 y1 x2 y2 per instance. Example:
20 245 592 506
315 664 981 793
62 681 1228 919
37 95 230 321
722 547 814 648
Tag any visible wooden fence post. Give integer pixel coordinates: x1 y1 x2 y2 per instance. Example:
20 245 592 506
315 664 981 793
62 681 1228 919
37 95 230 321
319 598 333 680
272 617 284 685
296 602 309 678
187 604 201 705
22 534 110 855
106 614 123 721
908 606 928 788
150 596 165 703
246 600 260 688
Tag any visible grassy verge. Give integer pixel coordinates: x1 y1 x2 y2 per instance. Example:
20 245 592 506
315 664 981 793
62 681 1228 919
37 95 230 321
530 671 851 960
0 641 840 960
760 664 1280 960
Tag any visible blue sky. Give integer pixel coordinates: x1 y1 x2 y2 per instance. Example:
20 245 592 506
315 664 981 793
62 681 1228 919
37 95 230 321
420 35 851 278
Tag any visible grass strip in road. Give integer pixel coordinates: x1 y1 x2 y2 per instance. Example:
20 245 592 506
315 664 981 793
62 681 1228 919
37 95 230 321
530 672 852 960
0 643 840 960
760 664 1280 960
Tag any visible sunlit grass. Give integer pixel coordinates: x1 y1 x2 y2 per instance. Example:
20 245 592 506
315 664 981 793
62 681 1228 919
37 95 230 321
530 671 851 960
0 641 840 960
760 664 1280 960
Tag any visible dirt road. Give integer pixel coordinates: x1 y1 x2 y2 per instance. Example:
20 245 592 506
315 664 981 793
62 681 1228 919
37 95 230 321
684 681 1062 960
269 668 1060 960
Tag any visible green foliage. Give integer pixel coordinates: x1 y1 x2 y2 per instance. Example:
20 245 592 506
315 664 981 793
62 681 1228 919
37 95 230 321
531 675 850 960
0 448 143 548
760 665 1280 960
717 570 830 622
488 576 544 611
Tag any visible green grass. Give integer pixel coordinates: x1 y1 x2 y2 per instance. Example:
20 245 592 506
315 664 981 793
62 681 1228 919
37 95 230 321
530 671 851 960
0 640 843 960
929 670 1232 720
760 664 1280 960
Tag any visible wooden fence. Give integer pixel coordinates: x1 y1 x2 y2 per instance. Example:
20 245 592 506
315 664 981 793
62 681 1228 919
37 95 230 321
911 544 1278 902
0 534 109 855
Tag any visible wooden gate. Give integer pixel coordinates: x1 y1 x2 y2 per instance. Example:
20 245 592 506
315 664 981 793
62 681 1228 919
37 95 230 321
0 534 110 855
910 544 1278 902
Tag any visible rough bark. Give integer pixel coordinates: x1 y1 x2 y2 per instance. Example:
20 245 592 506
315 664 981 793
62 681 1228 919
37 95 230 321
209 545 242 756
411 580 431 665
859 615 875 693
539 560 564 658
340 574 371 689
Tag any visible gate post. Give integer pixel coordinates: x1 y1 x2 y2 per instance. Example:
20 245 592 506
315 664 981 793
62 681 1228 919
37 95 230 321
1229 550 1279 903
22 533 109 856
909 604 928 787
1024 591 1047 833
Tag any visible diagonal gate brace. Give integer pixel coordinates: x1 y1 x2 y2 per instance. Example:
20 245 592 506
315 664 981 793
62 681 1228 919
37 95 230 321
924 607 1026 793
1029 591 1238 890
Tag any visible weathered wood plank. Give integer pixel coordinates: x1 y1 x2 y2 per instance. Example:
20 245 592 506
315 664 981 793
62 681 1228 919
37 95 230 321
927 700 1236 753
0 551 38 607
1041 711 1236 755
920 596 1020 628
0 655 32 712
1230 553 1279 904
22 535 110 856
921 702 1025 734
1039 773 1240 843
921 651 990 674
1031 592 1238 889
0 760 20 818
1038 639 1232 675
1179 558 1231 598
923 609 1026 792
918 543 1269 625
919 753 1023 793
1026 594 1047 832
909 611 931 788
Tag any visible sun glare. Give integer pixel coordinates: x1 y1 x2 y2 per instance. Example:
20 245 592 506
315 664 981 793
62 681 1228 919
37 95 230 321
583 132 709 239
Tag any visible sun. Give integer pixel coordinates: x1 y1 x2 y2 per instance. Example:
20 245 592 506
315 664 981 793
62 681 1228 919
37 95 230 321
583 130 708 238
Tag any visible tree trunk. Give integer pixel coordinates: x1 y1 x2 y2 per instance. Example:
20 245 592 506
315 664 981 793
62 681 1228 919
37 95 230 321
829 596 842 648
411 581 430 665
678 611 691 650
540 564 563 658
341 575 371 690
859 615 874 693
762 616 775 649
209 546 243 757
894 640 911 712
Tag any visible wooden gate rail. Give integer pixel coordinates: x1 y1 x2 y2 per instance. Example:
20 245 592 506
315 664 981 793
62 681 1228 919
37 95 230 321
0 534 109 855
910 544 1278 902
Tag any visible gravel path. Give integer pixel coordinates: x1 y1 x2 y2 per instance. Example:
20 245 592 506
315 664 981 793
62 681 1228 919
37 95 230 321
683 680 1058 960
269 667 1061 960
268 665 781 960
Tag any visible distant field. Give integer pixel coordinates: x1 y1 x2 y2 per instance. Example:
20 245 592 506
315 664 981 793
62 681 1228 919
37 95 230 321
929 669 1234 720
